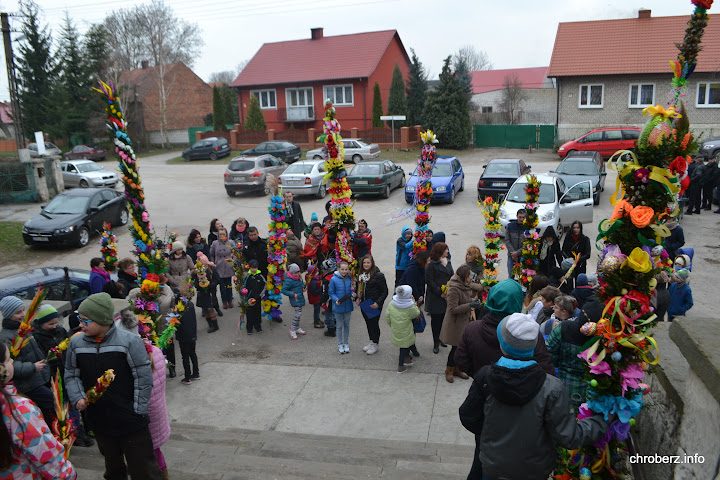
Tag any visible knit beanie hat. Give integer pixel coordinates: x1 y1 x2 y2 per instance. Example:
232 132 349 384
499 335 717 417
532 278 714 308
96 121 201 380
172 241 184 252
78 293 115 326
248 259 259 268
576 274 588 287
586 273 598 286
486 279 524 316
36 305 60 325
288 263 300 274
561 258 574 270
392 285 415 309
0 296 24 320
310 212 319 223
497 313 539 359
675 268 689 284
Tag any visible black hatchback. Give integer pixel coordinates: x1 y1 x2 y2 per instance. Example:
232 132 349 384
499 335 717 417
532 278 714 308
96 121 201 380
242 141 301 163
22 188 128 247
477 158 532 200
182 137 231 161
0 267 96 313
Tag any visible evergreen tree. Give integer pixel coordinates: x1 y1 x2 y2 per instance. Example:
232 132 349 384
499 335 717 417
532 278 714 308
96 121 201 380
57 13 91 143
454 56 475 111
385 64 407 129
424 56 472 149
17 0 58 139
83 23 110 139
221 84 239 124
371 82 383 128
406 49 427 127
245 95 266 131
212 86 225 131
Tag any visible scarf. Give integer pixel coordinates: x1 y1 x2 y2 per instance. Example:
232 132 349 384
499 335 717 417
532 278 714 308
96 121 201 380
192 242 204 252
571 233 581 243
392 286 415 309
540 241 550 260
287 271 300 281
92 267 111 282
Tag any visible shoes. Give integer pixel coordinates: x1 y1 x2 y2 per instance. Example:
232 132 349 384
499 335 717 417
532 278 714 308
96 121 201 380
338 344 345 354
314 321 325 328
324 328 336 337
289 329 298 340
433 341 439 354
403 359 414 367
440 341 448 348
397 366 408 374
168 366 176 378
180 378 192 385
410 348 420 357
216 309 224 317
704 206 712 210
685 210 693 215
363 342 373 352
272 318 283 323
343 344 350 353
207 320 219 333
191 373 200 380
445 366 454 383
453 367 470 380
73 434 95 447
404 355 413 366
296 327 306 335
366 343 378 355
247 331 252 335
256 329 262 333
715 209 720 214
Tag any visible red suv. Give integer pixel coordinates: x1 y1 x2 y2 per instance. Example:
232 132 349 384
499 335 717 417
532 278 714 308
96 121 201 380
558 127 640 159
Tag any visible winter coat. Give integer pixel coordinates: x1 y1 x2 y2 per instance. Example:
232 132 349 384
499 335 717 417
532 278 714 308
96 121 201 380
167 252 195 289
455 310 555 377
424 258 454 315
386 302 420 348
562 234 592 275
353 230 373 260
229 220 250 245
399 260 426 301
243 273 266 304
0 320 51 394
465 261 484 295
286 232 306 271
65 325 153 437
570 285 595 308
208 229 219 246
307 275 322 305
128 285 174 332
0 384 76 479
194 272 217 309
210 238 235 279
89 269 110 294
243 238 269 276
117 269 138 294
281 273 306 307
503 220 524 256
31 321 69 377
664 225 685 261
395 226 414 271
429 232 451 260
460 360 607 480
320 272 334 311
174 300 197 343
358 269 389 309
329 272 354 313
668 282 693 317
186 240 210 263
303 235 324 262
538 226 563 277
286 201 306 238
546 322 588 407
439 275 473 346
148 346 170 449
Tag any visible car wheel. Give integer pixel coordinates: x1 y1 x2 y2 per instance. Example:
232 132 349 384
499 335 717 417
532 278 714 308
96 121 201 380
405 196 412 204
226 190 236 197
76 226 90 248
79 179 89 188
317 184 327 199
459 178 465 192
352 154 362 164
381 185 391 199
594 193 600 205
400 175 406 187
210 153 218 161
313 155 323 160
183 154 190 162
118 208 129 226
448 187 456 204
566 150 576 157
261 183 270 196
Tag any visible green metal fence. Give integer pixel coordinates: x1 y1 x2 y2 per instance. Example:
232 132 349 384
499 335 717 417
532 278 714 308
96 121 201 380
187 125 234 146
474 125 557 149
0 162 37 203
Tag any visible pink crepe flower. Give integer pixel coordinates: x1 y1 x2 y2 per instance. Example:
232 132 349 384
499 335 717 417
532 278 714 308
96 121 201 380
577 403 594 420
590 360 612 376
619 363 644 395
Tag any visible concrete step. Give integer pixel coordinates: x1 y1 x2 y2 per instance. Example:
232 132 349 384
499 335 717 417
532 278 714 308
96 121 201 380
68 423 473 479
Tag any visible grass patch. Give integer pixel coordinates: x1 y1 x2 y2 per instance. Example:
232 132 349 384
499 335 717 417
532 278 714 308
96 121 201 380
0 151 19 158
0 221 50 268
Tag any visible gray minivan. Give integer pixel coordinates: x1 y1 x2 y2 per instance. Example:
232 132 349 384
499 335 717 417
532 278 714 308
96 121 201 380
224 154 288 196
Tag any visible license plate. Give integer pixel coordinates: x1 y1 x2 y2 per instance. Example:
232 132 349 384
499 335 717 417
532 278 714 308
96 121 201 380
492 182 508 187
234 176 245 181
33 236 49 242
356 180 368 185
288 180 302 185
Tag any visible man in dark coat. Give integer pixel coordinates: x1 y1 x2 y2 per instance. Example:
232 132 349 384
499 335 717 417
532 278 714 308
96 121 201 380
701 156 718 210
503 210 525 278
243 227 269 277
685 156 705 215
284 191 306 239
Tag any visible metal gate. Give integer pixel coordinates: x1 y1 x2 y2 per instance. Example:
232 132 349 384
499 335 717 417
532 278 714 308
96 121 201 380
474 125 557 149
0 162 37 203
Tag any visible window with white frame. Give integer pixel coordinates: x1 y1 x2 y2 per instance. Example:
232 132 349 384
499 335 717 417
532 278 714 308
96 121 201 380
324 85 353 106
286 87 313 107
697 82 720 107
628 83 654 107
579 84 604 108
252 89 276 109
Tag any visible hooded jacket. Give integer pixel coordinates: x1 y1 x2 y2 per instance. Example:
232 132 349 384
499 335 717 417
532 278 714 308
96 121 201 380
395 226 414 271
148 345 170 449
359 268 389 309
281 272 306 307
439 274 473 346
329 272 354 313
399 259 426 302
353 229 373 260
429 231 451 260
174 299 197 343
538 226 563 277
286 231 306 271
425 258 454 315
0 320 52 394
167 252 195 289
243 237 269 277
460 360 607 480
668 281 693 317
386 302 420 348
209 237 235 279
562 231 592 275
31 320 69 377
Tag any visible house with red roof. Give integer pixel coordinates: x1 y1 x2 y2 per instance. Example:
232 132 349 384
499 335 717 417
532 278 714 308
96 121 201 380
0 101 16 139
470 67 556 124
230 28 411 132
548 9 720 143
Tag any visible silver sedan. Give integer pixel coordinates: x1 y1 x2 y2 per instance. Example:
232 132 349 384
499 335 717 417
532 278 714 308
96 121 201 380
306 138 380 163
60 160 118 188
278 160 328 198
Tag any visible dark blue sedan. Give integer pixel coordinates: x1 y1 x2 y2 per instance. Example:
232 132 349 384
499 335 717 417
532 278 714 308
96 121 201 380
404 156 465 204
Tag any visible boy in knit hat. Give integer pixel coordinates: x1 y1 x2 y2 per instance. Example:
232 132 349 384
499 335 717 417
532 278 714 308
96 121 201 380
667 268 693 322
65 292 163 479
459 313 609 480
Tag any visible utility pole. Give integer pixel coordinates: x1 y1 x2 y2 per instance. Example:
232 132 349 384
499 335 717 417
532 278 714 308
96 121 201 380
2 12 27 151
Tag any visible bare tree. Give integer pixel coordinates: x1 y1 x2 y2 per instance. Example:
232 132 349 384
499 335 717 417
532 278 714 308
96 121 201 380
500 74 527 125
455 45 493 71
236 59 249 74
208 71 236 84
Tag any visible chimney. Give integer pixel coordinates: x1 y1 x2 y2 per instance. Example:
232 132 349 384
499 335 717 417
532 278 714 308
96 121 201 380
141 60 149 69
311 28 324 40
638 9 651 19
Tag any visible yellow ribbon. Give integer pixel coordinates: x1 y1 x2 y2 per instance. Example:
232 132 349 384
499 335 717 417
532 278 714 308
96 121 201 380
642 104 682 119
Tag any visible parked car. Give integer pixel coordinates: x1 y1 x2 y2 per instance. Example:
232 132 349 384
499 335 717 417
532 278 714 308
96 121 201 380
346 160 405 198
307 138 381 163
60 160 118 188
551 155 607 205
557 127 640 159
405 156 465 204
242 141 301 163
277 160 328 198
0 267 95 313
22 188 128 247
27 142 62 157
64 144 108 161
697 136 720 160
477 158 532 201
182 137 231 162
499 173 593 236
224 154 288 196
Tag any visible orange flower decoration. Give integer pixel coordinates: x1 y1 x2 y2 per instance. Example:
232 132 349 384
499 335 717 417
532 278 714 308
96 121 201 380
610 199 634 221
629 206 655 228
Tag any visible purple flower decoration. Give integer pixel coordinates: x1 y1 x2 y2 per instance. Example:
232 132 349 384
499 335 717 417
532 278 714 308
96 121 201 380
147 301 159 312
610 419 631 442
577 403 594 420
134 298 147 310
634 168 650 184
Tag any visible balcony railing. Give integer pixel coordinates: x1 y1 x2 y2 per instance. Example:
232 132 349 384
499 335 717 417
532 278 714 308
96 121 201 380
277 106 315 122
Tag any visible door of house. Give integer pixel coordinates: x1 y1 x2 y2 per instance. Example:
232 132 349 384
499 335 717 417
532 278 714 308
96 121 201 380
286 88 314 122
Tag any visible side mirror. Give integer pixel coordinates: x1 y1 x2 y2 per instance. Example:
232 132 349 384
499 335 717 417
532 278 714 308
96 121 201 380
40 205 46 210
526 165 532 170
601 172 607 176
549 170 555 173
482 165 487 169
560 196 571 204
89 207 99 213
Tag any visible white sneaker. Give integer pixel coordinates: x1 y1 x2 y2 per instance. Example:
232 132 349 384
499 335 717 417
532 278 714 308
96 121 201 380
289 329 298 340
338 344 345 354
366 342 378 355
343 344 350 353
362 342 373 352
296 327 306 335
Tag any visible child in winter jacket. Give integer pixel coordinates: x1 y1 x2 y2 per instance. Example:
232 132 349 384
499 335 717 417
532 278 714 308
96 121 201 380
394 226 414 287
570 273 595 308
174 285 199 384
307 263 324 328
243 260 266 334
329 261 354 354
320 258 337 337
386 286 420 373
303 223 325 263
281 264 306 339
668 269 693 321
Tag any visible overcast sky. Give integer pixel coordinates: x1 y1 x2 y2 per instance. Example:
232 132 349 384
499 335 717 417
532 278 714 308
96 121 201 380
0 0 704 102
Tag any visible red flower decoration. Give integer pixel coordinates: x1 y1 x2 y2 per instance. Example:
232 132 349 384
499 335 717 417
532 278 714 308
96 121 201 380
669 156 687 174
692 0 713 8
146 273 160 282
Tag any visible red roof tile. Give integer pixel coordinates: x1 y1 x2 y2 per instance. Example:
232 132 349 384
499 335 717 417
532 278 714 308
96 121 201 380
0 102 13 123
470 67 550 94
548 13 720 77
231 30 408 88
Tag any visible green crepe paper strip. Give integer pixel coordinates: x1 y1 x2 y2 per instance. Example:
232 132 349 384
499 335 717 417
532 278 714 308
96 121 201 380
156 324 177 350
596 219 623 249
637 231 656 247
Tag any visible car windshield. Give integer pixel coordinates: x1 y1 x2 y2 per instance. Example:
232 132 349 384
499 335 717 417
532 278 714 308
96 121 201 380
351 164 380 176
228 160 255 172
216 138 228 146
356 139 369 147
506 183 555 204
284 164 314 174
76 163 103 173
411 164 453 177
44 195 88 214
485 162 519 176
556 161 599 175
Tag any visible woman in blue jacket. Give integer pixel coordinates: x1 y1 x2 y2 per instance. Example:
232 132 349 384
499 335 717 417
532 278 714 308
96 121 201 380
329 261 354 354
395 226 414 287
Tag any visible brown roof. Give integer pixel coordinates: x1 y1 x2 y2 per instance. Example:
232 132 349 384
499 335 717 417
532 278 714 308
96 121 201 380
231 30 409 88
470 67 550 94
548 13 720 77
